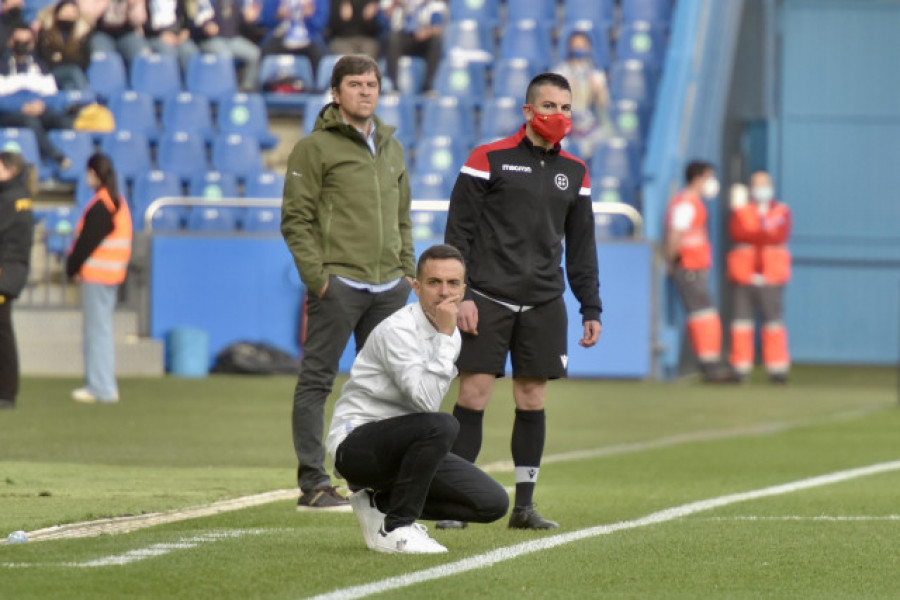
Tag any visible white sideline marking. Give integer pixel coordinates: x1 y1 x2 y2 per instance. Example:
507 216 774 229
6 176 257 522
1 528 286 568
304 459 900 600
5 406 882 544
704 515 900 522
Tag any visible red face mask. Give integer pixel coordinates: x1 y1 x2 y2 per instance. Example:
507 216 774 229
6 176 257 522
526 105 572 145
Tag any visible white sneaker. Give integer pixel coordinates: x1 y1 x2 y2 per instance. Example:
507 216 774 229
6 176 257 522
350 490 385 549
72 388 119 404
373 522 447 554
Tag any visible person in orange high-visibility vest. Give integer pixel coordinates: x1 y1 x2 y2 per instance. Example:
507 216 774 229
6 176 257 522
726 170 791 383
66 153 132 404
665 160 736 383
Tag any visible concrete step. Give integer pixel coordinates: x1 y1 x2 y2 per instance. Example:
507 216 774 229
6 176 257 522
13 308 139 339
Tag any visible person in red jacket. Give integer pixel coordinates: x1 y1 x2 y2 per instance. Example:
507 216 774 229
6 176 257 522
726 170 791 383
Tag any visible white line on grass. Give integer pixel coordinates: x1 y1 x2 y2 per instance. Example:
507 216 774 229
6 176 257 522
304 459 900 600
703 515 900 522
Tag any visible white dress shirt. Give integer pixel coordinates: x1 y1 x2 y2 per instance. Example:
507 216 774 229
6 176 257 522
325 302 461 460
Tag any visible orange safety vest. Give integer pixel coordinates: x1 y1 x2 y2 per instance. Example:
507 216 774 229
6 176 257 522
726 201 791 285
665 190 711 270
75 189 133 285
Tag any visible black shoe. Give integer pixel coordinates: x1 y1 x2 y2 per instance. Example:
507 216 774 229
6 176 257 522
508 504 559 530
435 520 468 530
296 486 351 511
703 365 741 384
0 399 14 409
769 373 789 385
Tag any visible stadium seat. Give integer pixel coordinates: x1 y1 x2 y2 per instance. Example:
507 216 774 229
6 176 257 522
481 96 522 141
421 96 477 144
188 170 239 199
592 175 639 208
148 204 186 232
557 20 612 70
448 0 499 26
259 53 314 90
442 20 494 63
591 137 642 187
434 59 487 102
302 92 332 135
615 21 668 69
87 51 127 102
316 54 344 91
57 89 97 111
187 205 240 232
130 53 182 102
410 171 452 199
491 58 536 99
394 56 427 95
506 0 556 23
244 171 285 198
157 131 209 183
622 0 673 25
564 0 615 26
161 92 214 141
185 53 238 104
216 93 278 149
42 205 76 255
48 129 93 182
99 130 152 183
0 128 42 172
109 90 160 142
131 170 183 232
375 93 417 148
609 99 650 147
499 20 553 72
593 212 636 239
242 205 281 232
415 135 467 177
211 134 263 182
609 60 658 108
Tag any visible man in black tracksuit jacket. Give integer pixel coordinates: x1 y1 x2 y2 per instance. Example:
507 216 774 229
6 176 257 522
443 72 602 530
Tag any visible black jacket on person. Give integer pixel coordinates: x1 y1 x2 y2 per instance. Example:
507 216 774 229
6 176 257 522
445 126 602 322
0 170 34 299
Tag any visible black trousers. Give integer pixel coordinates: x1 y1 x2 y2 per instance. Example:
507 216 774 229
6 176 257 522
385 31 442 92
335 412 509 530
0 298 18 402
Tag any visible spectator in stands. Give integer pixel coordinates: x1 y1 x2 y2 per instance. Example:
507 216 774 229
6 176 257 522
381 0 446 92
727 170 792 383
664 160 737 383
88 0 151 66
193 0 262 91
551 31 612 160
0 151 35 410
281 54 415 510
36 0 91 90
261 0 328 74
145 0 201 73
327 0 383 58
328 244 508 554
66 152 133 404
0 23 73 169
0 0 25 48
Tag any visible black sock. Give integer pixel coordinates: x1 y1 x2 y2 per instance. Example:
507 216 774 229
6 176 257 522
511 408 545 508
450 404 484 463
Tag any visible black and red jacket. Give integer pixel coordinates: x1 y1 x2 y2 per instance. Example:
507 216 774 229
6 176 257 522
445 126 602 322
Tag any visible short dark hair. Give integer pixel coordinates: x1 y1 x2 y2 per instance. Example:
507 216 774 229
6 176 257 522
330 54 381 91
685 160 714 184
9 21 32 40
416 244 465 279
525 72 572 105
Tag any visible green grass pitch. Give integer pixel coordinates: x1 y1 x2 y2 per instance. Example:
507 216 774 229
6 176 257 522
1 366 898 599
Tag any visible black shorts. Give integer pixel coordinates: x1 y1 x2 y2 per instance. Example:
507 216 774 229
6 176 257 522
457 291 568 379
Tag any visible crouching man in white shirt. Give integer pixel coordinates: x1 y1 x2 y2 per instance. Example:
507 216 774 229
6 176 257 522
325 244 509 554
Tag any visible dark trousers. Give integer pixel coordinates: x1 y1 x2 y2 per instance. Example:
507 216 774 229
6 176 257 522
293 276 411 493
336 412 509 530
385 31 442 92
0 109 73 163
0 298 19 402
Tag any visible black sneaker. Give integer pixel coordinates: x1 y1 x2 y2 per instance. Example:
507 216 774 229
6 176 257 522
770 373 789 385
296 486 351 511
508 504 559 530
435 520 468 529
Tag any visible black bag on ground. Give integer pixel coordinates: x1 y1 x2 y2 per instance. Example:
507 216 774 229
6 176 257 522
211 342 300 375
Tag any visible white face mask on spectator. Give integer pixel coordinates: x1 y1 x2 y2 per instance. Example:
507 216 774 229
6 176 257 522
701 177 720 199
751 186 774 203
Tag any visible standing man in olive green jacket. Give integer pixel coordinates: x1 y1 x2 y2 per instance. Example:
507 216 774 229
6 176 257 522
281 54 416 510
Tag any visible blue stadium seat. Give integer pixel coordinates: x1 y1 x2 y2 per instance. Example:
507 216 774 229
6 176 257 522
411 208 448 239
109 90 160 142
609 99 650 146
42 206 76 255
448 0 499 26
442 20 494 63
410 171 452 199
622 0 673 25
491 58 536 99
131 170 183 232
316 54 344 91
506 0 556 23
211 134 263 182
149 204 187 232
130 53 182 102
185 53 238 104
481 96 522 141
161 92 214 141
434 59 487 102
609 60 658 108
375 93 417 148
499 20 553 72
591 175 639 208
564 0 615 26
242 205 281 232
302 92 332 135
414 136 467 177
593 211 636 239
244 171 285 198
557 20 612 70
189 170 239 199
394 56 427 95
48 130 94 182
259 53 314 90
157 131 209 183
216 93 278 149
87 51 127 102
421 96 477 144
99 130 152 183
0 128 42 169
591 137 642 187
615 21 668 69
187 205 240 232
57 89 97 111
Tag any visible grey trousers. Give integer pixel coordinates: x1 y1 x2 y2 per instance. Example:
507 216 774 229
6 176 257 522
292 276 411 493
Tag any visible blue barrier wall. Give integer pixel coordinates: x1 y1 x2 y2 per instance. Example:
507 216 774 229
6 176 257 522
150 236 654 378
